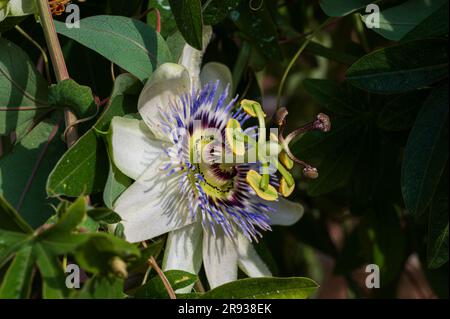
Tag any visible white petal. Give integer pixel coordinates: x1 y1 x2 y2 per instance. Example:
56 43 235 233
138 63 191 141
0 1 8 22
203 228 238 289
110 117 163 180
114 159 193 243
200 62 233 103
162 223 203 293
265 198 305 226
237 233 271 278
179 26 212 90
8 0 35 17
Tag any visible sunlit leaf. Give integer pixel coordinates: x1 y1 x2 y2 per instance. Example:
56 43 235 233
0 37 50 136
55 16 173 81
200 277 318 299
135 270 197 298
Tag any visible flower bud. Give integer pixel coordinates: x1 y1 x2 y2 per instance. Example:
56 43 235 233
110 256 128 279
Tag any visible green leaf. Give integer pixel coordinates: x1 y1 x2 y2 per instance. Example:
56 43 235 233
108 73 142 103
54 16 173 81
48 79 96 118
0 245 34 299
103 161 132 209
376 91 428 131
319 0 373 17
402 83 449 217
88 207 121 224
203 0 241 25
73 232 140 275
78 216 99 233
0 37 50 136
230 1 282 61
39 233 90 257
114 222 125 239
0 196 33 233
346 39 448 93
35 198 90 255
135 270 197 298
0 230 29 268
40 197 87 240
201 277 318 299
46 130 108 197
166 31 187 63
34 243 69 299
0 120 65 228
403 1 449 40
168 0 203 50
129 239 164 271
73 275 125 299
362 0 448 41
427 167 449 269
96 83 141 133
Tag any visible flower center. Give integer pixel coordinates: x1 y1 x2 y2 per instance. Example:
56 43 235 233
197 163 236 199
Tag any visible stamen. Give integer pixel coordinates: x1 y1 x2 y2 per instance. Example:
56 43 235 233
279 151 294 170
246 170 278 201
280 177 295 197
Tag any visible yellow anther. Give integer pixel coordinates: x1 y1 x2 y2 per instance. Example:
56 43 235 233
246 170 278 201
279 151 294 170
226 119 245 156
269 132 278 142
279 177 295 197
241 99 265 118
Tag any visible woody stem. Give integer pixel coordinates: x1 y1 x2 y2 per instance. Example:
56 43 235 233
36 0 79 148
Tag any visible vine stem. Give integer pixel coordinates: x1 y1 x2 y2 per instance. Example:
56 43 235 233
14 25 52 83
275 18 333 111
36 0 79 148
148 256 176 299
